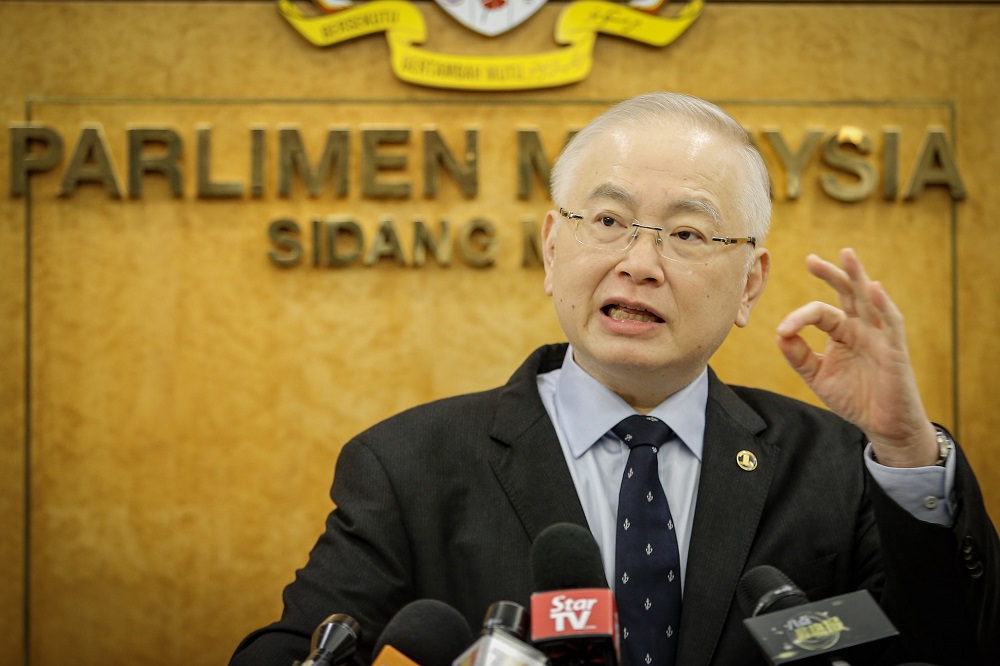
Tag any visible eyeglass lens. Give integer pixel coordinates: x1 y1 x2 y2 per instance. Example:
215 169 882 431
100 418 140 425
570 209 721 263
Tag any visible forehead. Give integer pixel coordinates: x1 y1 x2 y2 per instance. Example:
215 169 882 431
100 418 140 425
567 120 746 221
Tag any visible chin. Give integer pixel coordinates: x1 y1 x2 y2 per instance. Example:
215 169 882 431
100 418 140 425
592 345 679 376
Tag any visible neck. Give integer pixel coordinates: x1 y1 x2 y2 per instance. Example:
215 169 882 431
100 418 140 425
573 353 705 413
610 382 677 414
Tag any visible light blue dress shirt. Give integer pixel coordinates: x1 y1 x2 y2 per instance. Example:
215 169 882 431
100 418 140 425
536 346 955 593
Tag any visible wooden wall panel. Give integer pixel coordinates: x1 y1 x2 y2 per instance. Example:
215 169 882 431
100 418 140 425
1 2 998 665
0 153 26 666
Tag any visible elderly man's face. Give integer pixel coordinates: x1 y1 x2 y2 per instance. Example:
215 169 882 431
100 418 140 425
541 119 769 400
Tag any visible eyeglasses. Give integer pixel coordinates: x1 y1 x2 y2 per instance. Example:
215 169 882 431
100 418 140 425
558 208 756 264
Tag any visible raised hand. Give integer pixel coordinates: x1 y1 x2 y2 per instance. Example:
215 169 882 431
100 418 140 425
775 248 939 467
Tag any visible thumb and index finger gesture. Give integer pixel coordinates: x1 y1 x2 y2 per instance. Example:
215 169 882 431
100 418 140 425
776 248 939 467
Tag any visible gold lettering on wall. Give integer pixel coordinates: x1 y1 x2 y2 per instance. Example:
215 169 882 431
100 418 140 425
127 127 183 199
361 127 411 199
762 127 824 200
196 124 243 199
59 124 122 198
10 122 967 204
278 126 350 198
904 128 966 200
423 128 478 198
267 216 501 268
9 125 63 197
821 126 877 203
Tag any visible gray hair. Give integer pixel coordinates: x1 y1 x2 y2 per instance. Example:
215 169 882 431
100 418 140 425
549 92 772 244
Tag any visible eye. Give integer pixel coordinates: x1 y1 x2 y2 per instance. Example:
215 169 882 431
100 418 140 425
587 210 628 229
671 227 710 243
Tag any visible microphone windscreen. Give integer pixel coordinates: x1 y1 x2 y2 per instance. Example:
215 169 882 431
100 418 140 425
373 599 474 666
531 523 607 592
736 565 810 618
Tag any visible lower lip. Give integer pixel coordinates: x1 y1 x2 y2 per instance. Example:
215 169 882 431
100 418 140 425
600 308 664 333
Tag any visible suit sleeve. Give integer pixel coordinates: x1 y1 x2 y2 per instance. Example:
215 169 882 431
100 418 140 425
870 441 1000 666
230 436 413 666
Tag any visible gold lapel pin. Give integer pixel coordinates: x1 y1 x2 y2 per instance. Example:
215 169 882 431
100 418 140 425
736 450 758 472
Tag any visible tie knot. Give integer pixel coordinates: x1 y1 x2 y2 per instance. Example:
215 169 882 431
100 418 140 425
612 414 674 450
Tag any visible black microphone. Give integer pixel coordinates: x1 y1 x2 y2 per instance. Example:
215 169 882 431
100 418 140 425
299 613 361 666
481 600 531 640
372 599 476 666
529 522 619 666
453 601 549 666
738 565 899 665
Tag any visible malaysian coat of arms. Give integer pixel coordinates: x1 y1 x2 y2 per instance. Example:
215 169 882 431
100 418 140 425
278 0 704 90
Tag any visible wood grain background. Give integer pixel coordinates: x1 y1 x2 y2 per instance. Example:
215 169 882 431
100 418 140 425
1 2 997 664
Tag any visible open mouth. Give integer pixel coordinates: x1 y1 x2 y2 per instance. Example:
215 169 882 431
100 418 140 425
602 304 664 324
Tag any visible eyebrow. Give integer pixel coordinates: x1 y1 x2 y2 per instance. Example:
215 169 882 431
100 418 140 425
583 184 639 210
668 198 724 227
583 184 724 228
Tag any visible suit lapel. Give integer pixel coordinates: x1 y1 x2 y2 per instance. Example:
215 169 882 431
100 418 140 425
677 372 778 666
488 344 590 542
486 350 780 665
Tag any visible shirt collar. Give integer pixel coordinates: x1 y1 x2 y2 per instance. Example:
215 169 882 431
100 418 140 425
553 346 707 462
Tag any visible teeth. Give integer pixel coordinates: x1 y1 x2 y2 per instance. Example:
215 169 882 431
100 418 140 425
607 305 659 323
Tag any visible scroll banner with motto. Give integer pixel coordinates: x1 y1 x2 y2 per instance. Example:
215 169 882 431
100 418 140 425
277 0 704 90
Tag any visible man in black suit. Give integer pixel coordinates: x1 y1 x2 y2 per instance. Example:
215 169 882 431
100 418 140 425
231 93 998 666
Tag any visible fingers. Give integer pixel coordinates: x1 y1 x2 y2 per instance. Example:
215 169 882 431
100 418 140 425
840 248 880 325
776 301 852 384
778 248 910 352
869 280 908 349
777 301 849 340
776 332 820 381
805 248 880 326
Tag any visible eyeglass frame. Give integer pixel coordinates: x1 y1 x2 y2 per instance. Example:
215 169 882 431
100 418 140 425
558 208 756 262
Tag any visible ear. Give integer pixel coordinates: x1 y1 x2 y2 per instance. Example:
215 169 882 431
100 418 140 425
541 209 560 296
735 248 770 328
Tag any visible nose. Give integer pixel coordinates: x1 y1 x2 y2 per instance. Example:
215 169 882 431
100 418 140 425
618 225 666 283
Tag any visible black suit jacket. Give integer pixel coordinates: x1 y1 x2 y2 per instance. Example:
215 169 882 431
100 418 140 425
231 344 998 665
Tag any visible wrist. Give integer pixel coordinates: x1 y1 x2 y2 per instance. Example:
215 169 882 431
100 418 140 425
869 423 949 468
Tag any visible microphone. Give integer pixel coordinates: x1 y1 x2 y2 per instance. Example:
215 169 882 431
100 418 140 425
529 522 619 666
453 601 549 666
372 599 476 666
738 565 899 665
481 600 531 640
299 613 361 666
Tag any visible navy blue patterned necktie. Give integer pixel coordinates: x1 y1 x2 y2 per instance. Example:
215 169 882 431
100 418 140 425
613 414 682 666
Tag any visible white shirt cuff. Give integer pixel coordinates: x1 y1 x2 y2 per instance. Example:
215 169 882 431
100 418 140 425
864 442 956 527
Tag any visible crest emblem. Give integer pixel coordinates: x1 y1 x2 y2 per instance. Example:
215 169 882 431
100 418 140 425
280 0 704 90
736 449 758 471
433 0 548 37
